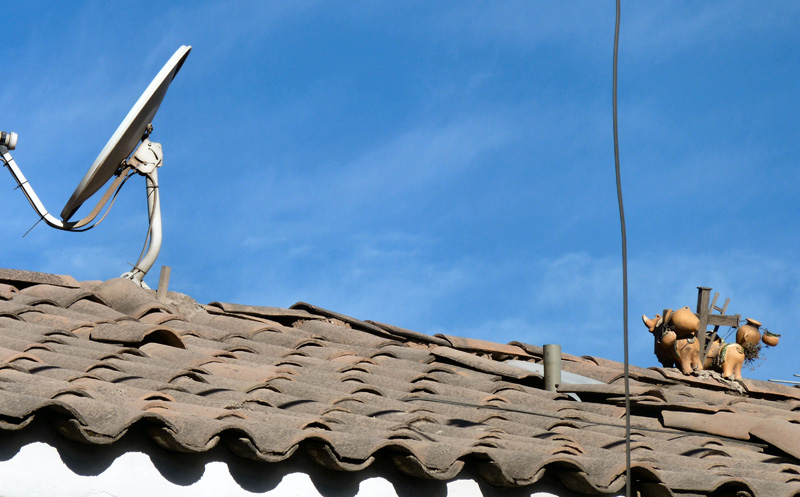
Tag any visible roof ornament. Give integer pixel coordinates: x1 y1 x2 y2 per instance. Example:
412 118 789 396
0 46 191 288
642 286 778 381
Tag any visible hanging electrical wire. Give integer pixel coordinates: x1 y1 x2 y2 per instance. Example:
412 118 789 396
611 1 632 496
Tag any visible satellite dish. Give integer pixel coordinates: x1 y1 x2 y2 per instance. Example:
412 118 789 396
62 45 191 221
0 45 192 288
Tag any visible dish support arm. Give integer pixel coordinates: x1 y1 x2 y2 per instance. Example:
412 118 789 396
2 137 163 289
1 148 68 229
121 168 162 288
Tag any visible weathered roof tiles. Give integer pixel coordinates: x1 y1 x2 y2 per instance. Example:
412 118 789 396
0 268 799 496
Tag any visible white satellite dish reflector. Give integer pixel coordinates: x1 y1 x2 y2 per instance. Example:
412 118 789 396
62 45 191 221
1 45 192 288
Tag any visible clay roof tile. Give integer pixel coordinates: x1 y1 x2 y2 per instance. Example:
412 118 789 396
1 270 799 496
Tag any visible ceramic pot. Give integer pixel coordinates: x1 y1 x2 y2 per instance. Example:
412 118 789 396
660 329 677 348
762 330 780 347
671 306 699 335
736 318 762 346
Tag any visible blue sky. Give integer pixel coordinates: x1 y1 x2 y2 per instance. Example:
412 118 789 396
2 2 799 382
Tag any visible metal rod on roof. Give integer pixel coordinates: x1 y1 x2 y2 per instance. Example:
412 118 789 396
157 265 171 302
769 379 800 385
543 344 561 392
610 2 631 495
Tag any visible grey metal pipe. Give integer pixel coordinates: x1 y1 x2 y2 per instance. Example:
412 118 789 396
122 169 162 288
543 344 562 392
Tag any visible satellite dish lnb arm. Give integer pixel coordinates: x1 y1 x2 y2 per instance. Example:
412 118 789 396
1 146 66 229
1 144 132 231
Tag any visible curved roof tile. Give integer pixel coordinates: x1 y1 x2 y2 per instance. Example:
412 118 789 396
0 269 799 496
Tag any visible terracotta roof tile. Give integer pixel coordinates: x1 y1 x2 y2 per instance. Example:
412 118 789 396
0 300 41 318
67 299 129 320
93 277 169 318
190 312 281 336
6 293 60 307
0 268 79 289
0 283 19 294
430 346 541 382
510 340 589 363
434 335 531 357
365 320 450 345
140 342 225 367
291 302 398 339
296 320 401 349
19 283 108 308
2 269 800 495
89 321 185 348
742 378 800 401
749 418 800 460
207 302 321 323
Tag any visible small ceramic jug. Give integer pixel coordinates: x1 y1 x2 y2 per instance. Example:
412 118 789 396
762 330 780 347
671 306 699 335
736 318 762 346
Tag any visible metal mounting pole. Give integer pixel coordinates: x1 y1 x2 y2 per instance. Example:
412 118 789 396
121 138 164 288
157 265 171 302
122 169 162 288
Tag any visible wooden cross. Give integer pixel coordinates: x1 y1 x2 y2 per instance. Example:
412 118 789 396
695 287 741 363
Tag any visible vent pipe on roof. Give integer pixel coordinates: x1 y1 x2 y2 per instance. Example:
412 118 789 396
543 344 561 392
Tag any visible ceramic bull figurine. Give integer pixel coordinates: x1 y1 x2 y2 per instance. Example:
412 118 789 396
703 339 745 380
642 309 701 375
642 308 746 380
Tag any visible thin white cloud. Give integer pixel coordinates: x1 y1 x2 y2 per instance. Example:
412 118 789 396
231 113 515 231
622 2 800 59
427 2 800 63
230 228 470 322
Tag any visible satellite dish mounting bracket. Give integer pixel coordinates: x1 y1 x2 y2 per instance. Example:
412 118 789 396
120 132 164 288
1 45 191 288
1 132 165 290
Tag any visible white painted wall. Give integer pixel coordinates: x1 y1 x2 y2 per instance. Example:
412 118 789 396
0 442 581 497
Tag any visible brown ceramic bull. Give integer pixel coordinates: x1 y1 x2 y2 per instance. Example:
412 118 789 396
642 310 744 380
703 339 745 380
